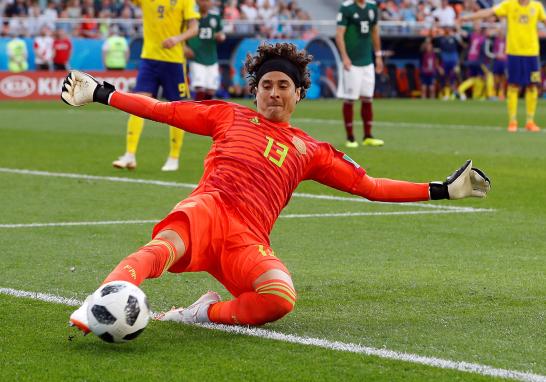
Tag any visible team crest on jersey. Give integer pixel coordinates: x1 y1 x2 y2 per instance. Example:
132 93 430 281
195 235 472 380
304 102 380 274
353 12 359 19
369 9 375 21
170 0 177 7
530 8 536 16
210 17 217 28
250 116 260 125
292 136 306 155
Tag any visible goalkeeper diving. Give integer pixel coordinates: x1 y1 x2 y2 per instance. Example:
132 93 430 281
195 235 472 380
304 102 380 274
62 43 491 332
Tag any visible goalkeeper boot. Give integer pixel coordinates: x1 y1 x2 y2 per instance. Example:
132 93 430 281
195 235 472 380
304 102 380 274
525 121 541 132
507 121 518 133
161 156 179 172
112 153 137 170
69 296 91 334
154 291 221 324
363 137 384 147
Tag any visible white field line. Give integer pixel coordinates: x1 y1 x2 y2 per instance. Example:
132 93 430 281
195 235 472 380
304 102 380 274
0 287 544 382
0 209 490 229
0 220 159 229
0 167 492 213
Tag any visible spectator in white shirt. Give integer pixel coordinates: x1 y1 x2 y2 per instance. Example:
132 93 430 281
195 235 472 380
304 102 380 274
241 0 258 22
432 0 456 26
39 1 59 31
34 25 54 70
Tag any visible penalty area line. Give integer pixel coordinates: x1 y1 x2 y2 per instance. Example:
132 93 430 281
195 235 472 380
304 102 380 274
0 167 491 212
0 209 491 229
0 287 544 382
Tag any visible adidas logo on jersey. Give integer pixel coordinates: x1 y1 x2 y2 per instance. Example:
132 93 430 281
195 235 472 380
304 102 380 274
250 116 260 125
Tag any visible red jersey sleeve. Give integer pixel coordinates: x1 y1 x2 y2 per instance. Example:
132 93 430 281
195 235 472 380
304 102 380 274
109 92 233 138
306 143 430 202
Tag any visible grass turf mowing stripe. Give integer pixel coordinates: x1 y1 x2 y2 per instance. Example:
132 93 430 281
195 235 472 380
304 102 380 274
293 117 546 133
0 167 491 212
0 209 494 229
1 287 543 382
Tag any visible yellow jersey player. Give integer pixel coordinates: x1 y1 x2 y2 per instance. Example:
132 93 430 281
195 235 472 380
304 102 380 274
113 0 199 172
461 0 546 132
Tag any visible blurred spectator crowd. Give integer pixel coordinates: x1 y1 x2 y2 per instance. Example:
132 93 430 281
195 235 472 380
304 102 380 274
0 0 315 39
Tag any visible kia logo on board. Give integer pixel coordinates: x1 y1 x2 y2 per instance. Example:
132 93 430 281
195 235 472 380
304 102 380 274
0 75 36 97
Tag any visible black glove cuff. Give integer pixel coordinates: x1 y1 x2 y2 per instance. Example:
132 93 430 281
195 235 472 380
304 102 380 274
93 81 116 105
429 182 449 200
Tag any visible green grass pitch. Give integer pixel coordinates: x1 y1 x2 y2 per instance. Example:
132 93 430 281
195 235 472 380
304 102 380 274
0 98 544 381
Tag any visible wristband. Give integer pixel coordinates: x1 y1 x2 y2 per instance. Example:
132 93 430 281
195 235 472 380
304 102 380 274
93 81 116 105
429 182 449 200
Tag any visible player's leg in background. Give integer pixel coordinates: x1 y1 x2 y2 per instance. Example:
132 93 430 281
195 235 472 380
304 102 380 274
458 63 476 101
113 59 160 169
342 99 356 147
360 64 383 147
337 65 358 148
524 85 540 131
524 56 541 132
204 63 220 100
113 93 152 169
190 61 207 101
506 84 519 131
506 55 521 132
161 62 189 171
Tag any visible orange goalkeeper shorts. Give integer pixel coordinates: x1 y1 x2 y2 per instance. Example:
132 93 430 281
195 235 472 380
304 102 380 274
152 192 289 297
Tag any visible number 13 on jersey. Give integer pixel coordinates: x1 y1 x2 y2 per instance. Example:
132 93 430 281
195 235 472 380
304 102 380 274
263 136 289 167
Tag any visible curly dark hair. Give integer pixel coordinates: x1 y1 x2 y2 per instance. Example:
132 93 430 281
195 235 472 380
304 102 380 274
244 42 313 100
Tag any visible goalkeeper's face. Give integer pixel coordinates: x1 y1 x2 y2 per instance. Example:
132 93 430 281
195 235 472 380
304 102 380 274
256 71 301 123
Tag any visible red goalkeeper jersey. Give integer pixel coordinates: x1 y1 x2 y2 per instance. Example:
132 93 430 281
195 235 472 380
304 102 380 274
110 93 430 242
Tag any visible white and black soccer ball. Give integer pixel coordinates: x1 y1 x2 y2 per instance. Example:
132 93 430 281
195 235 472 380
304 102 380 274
87 281 150 343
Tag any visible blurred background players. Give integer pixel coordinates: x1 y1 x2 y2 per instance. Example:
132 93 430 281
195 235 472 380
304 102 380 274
102 25 129 71
487 26 507 100
461 0 546 132
6 35 28 73
336 0 384 148
420 37 439 99
53 28 72 71
436 26 465 100
457 21 487 100
186 0 226 101
112 0 199 172
33 25 54 71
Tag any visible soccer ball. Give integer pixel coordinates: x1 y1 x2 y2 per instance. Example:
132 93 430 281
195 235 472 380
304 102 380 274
87 281 150 343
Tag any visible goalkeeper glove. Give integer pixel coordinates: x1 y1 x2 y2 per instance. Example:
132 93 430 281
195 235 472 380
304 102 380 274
61 70 115 107
429 160 491 200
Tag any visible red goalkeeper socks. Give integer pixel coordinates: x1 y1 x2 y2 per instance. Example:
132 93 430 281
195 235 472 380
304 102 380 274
102 238 177 286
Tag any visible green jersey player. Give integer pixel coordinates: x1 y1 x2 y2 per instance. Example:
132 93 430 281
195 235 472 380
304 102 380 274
186 0 225 100
336 0 384 148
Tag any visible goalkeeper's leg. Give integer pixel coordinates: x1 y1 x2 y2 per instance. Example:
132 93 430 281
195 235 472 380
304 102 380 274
69 224 189 333
207 245 296 325
208 270 296 325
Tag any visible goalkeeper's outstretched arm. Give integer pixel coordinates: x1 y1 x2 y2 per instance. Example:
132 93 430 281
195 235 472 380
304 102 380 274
310 147 491 201
60 70 221 136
